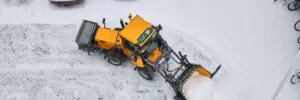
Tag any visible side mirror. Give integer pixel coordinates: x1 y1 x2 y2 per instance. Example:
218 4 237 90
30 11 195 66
120 19 125 28
158 24 162 30
102 18 106 27
128 13 132 20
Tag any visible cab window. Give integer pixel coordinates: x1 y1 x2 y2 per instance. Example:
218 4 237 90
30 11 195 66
124 40 135 52
138 28 153 43
143 42 158 58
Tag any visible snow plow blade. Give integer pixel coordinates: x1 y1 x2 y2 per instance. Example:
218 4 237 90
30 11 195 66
148 50 221 100
75 20 99 49
174 64 221 100
194 65 221 78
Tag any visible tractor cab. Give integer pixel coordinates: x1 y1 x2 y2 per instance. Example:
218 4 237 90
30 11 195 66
119 15 165 66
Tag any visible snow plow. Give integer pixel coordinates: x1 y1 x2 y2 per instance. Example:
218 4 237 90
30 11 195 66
75 14 221 100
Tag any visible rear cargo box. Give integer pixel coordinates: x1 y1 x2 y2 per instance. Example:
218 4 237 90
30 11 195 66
75 20 99 49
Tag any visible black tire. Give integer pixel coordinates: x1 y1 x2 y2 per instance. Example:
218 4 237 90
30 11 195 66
137 67 153 80
298 36 300 44
288 1 300 11
294 20 300 31
108 57 122 66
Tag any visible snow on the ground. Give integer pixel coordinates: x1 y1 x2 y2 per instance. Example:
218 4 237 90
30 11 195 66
182 73 216 100
273 55 300 100
0 24 170 100
0 23 223 100
0 0 300 100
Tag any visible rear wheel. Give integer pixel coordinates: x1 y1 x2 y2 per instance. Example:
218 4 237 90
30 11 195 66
108 56 122 66
288 1 300 11
137 67 154 80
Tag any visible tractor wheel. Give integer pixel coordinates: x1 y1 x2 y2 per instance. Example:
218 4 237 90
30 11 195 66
137 67 154 80
294 20 300 31
288 1 300 11
108 57 122 66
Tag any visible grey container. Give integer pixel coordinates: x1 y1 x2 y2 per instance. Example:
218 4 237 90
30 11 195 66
75 20 99 49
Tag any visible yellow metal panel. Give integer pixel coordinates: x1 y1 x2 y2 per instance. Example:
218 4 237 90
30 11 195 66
115 36 123 49
94 28 119 49
120 15 152 45
194 67 212 78
122 46 133 57
147 48 162 63
132 56 145 67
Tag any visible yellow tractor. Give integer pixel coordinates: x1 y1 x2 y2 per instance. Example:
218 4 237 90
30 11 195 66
75 14 221 100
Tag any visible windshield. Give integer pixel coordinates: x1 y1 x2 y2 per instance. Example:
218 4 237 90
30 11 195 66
143 42 158 58
139 30 157 50
138 28 153 43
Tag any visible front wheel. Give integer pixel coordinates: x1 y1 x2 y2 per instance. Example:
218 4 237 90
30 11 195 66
137 67 154 80
288 1 300 11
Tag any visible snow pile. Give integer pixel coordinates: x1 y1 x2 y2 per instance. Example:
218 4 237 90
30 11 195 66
182 72 216 100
